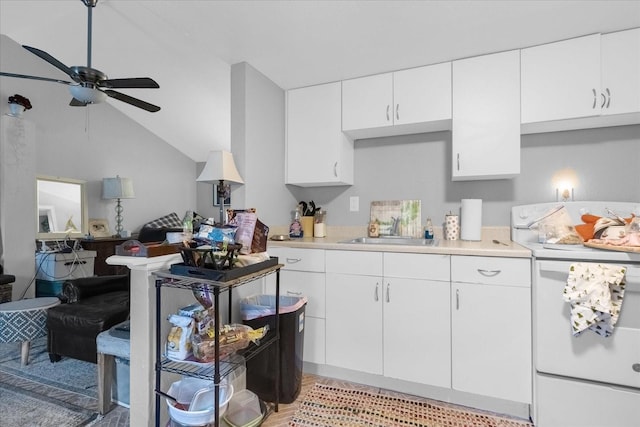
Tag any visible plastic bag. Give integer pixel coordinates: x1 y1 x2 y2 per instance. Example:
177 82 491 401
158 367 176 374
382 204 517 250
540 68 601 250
530 206 583 244
191 323 268 362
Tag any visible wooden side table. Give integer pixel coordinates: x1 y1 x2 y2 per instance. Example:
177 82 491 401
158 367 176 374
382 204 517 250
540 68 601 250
81 238 129 276
0 274 15 302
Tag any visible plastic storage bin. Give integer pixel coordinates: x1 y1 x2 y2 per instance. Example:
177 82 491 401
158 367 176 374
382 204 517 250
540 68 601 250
223 389 262 427
240 294 307 404
112 356 130 407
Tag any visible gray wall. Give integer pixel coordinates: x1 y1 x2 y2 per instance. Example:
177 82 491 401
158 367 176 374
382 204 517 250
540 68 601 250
292 125 640 228
227 62 299 227
0 34 198 235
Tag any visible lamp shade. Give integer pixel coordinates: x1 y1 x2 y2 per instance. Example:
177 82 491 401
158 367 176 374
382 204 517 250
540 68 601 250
196 151 244 184
102 176 135 199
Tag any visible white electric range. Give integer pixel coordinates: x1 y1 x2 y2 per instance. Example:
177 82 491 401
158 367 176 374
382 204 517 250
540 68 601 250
511 201 640 427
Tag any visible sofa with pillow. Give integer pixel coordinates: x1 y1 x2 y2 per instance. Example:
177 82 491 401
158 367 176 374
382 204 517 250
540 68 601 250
137 212 183 243
137 211 206 243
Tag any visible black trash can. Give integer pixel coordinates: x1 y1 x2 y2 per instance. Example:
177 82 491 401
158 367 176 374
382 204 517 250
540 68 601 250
240 294 307 404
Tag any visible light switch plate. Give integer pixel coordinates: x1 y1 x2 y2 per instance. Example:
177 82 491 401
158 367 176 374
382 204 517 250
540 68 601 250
349 196 359 212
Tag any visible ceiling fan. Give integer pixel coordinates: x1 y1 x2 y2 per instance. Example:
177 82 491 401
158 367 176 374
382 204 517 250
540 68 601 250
0 0 160 112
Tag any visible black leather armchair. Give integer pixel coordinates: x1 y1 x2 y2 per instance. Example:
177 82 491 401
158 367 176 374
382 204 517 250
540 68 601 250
46 274 129 363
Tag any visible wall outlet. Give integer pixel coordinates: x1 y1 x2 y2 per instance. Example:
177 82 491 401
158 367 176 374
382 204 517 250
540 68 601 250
349 196 359 212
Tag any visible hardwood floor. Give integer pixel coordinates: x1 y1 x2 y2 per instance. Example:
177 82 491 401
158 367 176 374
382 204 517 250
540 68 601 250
91 373 375 426
94 373 533 426
261 373 378 426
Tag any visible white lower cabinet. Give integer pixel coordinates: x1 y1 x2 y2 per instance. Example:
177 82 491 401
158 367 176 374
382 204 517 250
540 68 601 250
266 246 326 364
326 250 451 387
326 251 383 374
451 255 532 404
383 253 451 387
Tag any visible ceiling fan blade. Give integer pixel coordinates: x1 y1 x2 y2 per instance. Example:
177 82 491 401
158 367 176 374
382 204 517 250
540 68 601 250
99 77 160 89
104 89 161 113
22 45 78 80
0 71 72 85
69 98 88 107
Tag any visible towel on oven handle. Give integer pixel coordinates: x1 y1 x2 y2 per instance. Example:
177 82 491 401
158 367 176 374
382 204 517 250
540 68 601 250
563 262 627 338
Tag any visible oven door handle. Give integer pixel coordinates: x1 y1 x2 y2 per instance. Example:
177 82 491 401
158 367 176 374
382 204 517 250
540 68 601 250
538 261 640 280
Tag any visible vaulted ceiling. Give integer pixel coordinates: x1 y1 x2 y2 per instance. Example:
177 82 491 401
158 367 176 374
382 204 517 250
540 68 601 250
1 0 639 161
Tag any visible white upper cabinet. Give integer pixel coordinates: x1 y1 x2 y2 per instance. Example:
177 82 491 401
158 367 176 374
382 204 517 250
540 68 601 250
601 28 640 116
521 34 601 124
521 30 640 133
286 81 354 187
342 73 393 132
452 49 520 181
342 63 452 140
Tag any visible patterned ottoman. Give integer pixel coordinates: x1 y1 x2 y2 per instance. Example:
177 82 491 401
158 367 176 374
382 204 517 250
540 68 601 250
0 297 60 365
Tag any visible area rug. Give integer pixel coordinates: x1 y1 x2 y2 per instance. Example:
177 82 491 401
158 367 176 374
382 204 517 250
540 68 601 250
289 383 533 427
0 370 98 426
0 336 97 397
0 337 100 426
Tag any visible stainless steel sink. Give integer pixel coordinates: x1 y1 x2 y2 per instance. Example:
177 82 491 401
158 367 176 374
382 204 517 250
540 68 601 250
339 236 438 246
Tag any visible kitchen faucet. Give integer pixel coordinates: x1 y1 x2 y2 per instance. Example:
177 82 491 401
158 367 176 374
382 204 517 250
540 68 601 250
390 216 400 236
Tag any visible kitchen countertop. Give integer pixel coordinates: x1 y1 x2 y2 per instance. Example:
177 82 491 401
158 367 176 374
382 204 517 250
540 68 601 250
266 226 531 258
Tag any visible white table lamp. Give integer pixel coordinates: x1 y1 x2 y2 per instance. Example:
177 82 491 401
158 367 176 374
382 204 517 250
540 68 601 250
196 151 244 225
102 176 135 237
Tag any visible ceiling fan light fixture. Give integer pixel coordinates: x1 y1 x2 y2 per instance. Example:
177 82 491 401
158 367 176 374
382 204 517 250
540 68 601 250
69 85 107 104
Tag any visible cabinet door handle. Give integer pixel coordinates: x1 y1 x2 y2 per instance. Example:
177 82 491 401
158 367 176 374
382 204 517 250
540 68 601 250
334 162 338 178
477 269 501 277
286 257 302 264
456 289 460 310
375 282 379 301
457 153 460 171
386 105 390 121
286 290 303 296
386 282 390 303
592 88 597 109
632 363 640 373
605 88 611 109
395 104 399 121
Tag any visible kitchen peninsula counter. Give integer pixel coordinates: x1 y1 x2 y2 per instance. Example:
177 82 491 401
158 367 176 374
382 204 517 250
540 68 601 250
267 226 531 258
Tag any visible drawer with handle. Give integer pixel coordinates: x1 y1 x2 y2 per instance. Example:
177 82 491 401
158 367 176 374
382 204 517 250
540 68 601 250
451 255 530 287
267 247 325 272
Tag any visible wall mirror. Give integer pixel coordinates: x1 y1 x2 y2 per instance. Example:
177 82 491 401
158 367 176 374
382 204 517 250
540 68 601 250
36 175 88 239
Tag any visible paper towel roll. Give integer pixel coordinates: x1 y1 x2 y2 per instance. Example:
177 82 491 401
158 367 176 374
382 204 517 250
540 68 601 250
461 199 482 241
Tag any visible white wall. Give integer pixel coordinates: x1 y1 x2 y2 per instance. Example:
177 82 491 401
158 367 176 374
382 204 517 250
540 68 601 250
0 34 198 231
0 34 198 298
227 62 298 227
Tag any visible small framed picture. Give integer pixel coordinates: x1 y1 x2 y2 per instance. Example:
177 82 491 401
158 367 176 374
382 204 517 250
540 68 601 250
88 218 111 237
213 184 231 206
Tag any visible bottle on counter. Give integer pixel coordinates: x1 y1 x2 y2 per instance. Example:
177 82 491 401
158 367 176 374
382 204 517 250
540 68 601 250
182 210 193 241
289 207 304 238
368 219 380 238
314 210 327 238
424 218 434 240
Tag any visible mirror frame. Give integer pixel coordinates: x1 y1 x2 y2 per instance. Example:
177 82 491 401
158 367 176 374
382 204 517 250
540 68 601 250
36 175 88 240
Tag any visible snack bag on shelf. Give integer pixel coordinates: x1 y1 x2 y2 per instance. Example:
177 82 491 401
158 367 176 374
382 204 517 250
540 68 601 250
191 323 268 363
178 303 215 335
166 314 194 360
